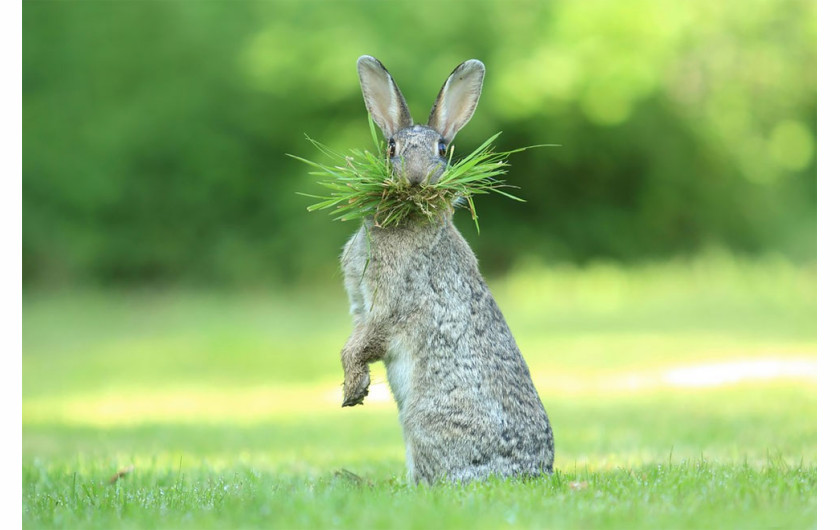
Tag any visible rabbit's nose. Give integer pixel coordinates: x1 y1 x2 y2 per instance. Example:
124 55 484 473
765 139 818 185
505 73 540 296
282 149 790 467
407 174 424 187
404 167 429 186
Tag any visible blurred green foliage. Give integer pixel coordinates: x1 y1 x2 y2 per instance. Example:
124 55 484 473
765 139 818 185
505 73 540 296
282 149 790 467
23 0 816 286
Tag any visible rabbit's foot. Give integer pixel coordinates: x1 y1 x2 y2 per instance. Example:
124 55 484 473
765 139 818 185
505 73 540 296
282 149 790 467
342 370 370 407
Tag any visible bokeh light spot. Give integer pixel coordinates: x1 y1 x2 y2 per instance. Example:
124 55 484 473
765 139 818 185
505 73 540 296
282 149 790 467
769 120 814 172
580 83 632 126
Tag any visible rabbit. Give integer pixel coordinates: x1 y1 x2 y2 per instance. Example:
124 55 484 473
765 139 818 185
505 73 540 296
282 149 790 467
339 55 554 484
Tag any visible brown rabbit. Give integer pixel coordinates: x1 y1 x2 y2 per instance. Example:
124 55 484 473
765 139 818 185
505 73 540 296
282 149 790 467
339 55 554 484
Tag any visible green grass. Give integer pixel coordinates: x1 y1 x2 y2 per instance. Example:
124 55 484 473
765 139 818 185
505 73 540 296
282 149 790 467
24 455 815 529
23 253 817 529
294 118 534 231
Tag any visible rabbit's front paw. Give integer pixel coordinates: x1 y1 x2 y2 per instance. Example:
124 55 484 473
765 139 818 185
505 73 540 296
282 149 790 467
342 370 370 407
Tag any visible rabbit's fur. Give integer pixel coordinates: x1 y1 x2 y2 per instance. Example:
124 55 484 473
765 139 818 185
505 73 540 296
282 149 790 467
340 56 554 484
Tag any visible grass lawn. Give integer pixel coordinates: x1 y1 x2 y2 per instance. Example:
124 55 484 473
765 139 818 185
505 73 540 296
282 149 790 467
22 253 817 529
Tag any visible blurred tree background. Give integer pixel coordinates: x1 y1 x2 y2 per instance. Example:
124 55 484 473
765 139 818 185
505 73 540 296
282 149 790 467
22 0 816 288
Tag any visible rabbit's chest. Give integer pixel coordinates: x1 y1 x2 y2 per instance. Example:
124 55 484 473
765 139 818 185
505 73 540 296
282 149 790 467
383 334 414 410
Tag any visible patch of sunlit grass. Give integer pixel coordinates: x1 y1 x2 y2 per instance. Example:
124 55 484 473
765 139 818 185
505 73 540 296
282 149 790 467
23 455 816 530
22 253 817 528
22 383 391 427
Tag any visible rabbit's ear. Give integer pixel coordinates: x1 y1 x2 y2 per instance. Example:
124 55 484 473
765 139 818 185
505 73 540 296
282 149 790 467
428 59 485 144
357 56 413 138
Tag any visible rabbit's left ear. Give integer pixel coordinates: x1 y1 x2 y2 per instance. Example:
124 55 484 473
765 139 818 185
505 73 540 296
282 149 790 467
357 55 413 138
428 60 485 144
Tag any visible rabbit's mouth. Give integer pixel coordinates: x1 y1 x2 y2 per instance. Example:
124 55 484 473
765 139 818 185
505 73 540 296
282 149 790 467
398 162 445 187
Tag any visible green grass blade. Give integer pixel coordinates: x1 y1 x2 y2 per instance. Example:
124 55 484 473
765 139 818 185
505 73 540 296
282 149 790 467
292 131 553 230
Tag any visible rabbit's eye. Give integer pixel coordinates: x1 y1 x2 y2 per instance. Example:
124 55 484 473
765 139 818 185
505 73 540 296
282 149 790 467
438 140 447 157
388 139 396 157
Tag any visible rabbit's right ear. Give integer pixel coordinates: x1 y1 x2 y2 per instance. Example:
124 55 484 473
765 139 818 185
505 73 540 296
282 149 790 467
357 56 413 138
428 59 485 144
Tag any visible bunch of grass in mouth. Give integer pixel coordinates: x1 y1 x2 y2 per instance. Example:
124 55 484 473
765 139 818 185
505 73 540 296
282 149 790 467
292 116 551 233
